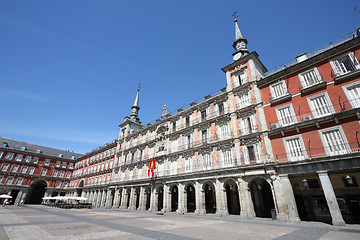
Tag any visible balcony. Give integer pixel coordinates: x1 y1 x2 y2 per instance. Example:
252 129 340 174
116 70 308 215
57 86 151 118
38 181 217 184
331 63 360 84
269 98 360 133
274 141 359 162
269 88 292 106
299 73 326 95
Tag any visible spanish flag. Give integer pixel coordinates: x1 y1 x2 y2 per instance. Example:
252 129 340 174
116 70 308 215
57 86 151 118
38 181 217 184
148 159 155 177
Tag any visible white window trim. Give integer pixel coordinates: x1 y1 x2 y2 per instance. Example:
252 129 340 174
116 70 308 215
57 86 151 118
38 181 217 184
307 92 335 118
283 134 307 161
330 51 360 76
342 80 360 108
318 126 351 155
298 67 322 89
270 80 288 100
275 103 297 127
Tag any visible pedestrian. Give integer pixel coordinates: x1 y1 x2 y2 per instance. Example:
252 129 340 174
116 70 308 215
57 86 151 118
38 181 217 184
2 199 8 207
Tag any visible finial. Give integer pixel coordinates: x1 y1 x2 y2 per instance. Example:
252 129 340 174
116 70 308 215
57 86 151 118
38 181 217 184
162 104 168 117
232 11 238 22
138 83 141 91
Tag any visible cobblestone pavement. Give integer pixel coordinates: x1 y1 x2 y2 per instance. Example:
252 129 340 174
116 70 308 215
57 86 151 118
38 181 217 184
0 205 360 240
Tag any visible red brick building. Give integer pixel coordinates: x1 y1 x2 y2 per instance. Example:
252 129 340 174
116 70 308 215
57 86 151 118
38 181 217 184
257 31 360 224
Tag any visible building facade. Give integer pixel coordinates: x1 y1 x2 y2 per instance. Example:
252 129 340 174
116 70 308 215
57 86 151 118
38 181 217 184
0 137 82 205
1 20 359 226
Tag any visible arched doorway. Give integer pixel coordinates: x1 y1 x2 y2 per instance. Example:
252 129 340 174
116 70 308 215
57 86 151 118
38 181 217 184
77 180 84 197
157 186 164 211
250 178 275 218
170 185 178 212
186 184 196 212
225 180 240 215
145 187 151 210
135 188 140 209
204 182 216 213
26 180 47 204
126 189 131 208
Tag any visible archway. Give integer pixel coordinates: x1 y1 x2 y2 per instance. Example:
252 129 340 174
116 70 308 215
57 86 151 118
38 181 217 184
157 186 164 211
126 189 131 208
77 180 84 197
250 178 275 218
170 185 178 212
135 188 140 209
225 180 240 215
204 182 216 213
26 180 47 204
186 184 196 212
145 187 151 210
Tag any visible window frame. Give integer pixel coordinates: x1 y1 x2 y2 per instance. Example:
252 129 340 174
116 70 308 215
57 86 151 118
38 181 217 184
307 92 334 118
283 134 307 161
318 126 350 156
275 103 297 127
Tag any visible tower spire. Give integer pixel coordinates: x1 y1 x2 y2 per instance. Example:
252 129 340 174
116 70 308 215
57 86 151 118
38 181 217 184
232 13 249 61
129 85 140 122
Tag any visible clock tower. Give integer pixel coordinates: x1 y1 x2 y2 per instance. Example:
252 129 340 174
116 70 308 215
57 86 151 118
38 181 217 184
232 18 249 61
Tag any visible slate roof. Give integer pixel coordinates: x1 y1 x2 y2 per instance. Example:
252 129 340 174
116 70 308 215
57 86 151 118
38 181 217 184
0 137 83 160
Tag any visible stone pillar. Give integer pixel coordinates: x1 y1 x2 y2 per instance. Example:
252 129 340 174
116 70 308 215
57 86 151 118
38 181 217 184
238 178 255 219
177 183 186 214
279 174 300 222
194 181 206 215
112 189 121 209
92 191 98 207
162 185 171 213
138 187 146 211
317 171 346 226
85 191 89 199
88 191 93 204
96 191 102 208
101 190 107 207
271 176 290 222
150 188 158 212
128 188 136 210
14 190 23 205
120 189 128 209
215 179 228 216
105 190 113 208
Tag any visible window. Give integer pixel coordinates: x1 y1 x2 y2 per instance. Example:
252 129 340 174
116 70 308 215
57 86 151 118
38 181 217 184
186 116 190 127
59 171 65 178
28 167 35 175
270 80 288 100
15 154 23 162
222 149 233 166
240 115 256 135
237 91 251 108
1 163 10 172
284 136 306 161
0 175 3 184
63 182 68 188
66 172 71 178
299 68 322 89
44 159 51 166
15 177 23 185
201 110 207 121
343 81 360 108
308 93 333 118
32 157 39 164
24 155 32 163
248 146 256 162
218 103 224 114
0 151 3 158
220 123 230 139
331 52 360 77
233 69 248 87
319 127 349 155
5 152 14 160
6 176 14 185
185 157 191 171
11 164 19 172
203 153 211 168
276 104 296 126
52 170 59 177
55 161 61 167
68 162 74 169
202 130 207 143
55 181 62 188
20 166 28 174
40 168 48 176
61 162 67 168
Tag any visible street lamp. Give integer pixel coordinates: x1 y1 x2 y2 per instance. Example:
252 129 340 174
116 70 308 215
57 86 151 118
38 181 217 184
302 179 309 187
346 175 353 185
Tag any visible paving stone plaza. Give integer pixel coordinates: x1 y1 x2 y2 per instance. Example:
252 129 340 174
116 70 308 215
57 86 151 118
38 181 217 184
0 205 359 240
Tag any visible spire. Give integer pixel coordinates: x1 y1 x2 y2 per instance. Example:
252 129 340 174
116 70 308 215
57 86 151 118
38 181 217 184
232 17 249 61
129 86 140 122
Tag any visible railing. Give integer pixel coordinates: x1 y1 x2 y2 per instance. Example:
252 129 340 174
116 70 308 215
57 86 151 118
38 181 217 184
236 99 253 110
269 88 291 102
299 73 324 91
269 98 360 130
275 141 360 162
331 65 360 78
239 126 258 136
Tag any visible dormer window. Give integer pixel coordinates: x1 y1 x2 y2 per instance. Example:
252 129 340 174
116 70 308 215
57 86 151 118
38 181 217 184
36 149 42 154
44 159 51 166
58 153 63 158
2 142 8 148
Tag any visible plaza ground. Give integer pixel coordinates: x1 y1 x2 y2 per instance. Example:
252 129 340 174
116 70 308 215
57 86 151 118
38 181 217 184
0 205 360 240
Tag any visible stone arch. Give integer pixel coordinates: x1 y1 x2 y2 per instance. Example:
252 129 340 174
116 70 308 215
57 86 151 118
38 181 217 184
26 179 48 204
248 177 275 218
126 188 131 208
202 181 216 214
144 186 151 210
169 184 179 212
184 182 196 213
223 178 240 215
154 184 164 211
77 179 85 197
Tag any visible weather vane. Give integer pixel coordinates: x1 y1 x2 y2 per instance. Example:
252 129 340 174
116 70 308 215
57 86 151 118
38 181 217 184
138 83 141 91
232 11 238 20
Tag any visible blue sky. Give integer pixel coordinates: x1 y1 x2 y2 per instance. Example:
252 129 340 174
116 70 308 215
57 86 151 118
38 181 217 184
1 0 360 153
